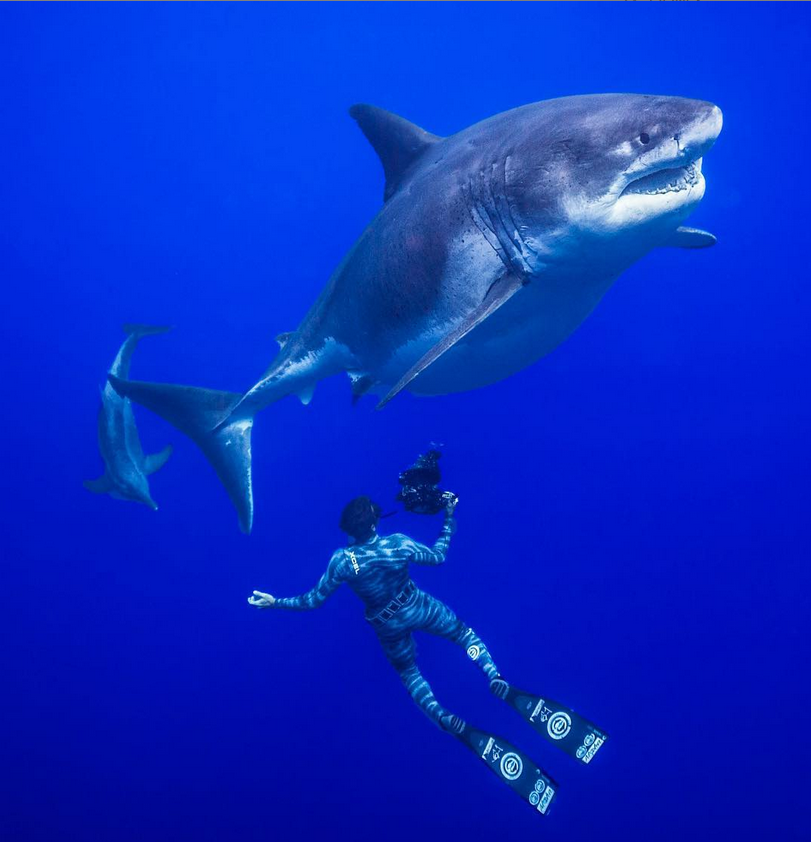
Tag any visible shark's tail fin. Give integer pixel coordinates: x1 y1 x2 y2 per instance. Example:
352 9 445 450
107 375 254 533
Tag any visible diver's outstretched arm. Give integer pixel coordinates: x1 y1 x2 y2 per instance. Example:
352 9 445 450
410 494 458 566
248 551 346 611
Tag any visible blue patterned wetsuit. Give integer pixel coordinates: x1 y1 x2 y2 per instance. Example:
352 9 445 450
273 514 499 728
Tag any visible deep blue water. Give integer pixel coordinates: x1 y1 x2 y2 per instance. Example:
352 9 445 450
2 4 809 841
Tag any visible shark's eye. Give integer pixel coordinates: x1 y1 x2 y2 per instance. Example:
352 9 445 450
639 132 651 145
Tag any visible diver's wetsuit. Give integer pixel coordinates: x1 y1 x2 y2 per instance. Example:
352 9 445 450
273 513 499 728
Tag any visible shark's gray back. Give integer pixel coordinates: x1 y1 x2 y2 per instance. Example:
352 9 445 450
284 98 610 375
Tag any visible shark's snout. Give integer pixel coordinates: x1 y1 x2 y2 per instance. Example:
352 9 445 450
680 102 723 161
621 99 722 186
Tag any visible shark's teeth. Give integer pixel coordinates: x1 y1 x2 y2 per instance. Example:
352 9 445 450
622 160 702 197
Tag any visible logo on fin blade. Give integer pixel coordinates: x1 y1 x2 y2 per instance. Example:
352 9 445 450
500 752 523 781
547 712 572 740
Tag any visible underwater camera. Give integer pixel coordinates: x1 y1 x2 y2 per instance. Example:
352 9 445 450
396 448 456 514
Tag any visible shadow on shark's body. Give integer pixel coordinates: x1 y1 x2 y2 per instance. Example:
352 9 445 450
86 325 173 510
109 94 723 533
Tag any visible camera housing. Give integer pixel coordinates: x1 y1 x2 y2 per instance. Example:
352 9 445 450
396 449 447 514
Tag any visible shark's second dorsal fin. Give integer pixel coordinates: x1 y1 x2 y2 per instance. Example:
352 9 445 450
349 104 441 201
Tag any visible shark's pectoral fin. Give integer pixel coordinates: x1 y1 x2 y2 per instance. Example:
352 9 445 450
84 475 113 494
661 226 717 249
377 272 527 409
144 444 173 475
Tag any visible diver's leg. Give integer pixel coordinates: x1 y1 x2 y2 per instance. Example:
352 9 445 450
400 665 465 735
377 628 464 734
416 592 501 683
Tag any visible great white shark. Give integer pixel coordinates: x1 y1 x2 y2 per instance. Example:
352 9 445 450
86 324 173 509
110 94 723 533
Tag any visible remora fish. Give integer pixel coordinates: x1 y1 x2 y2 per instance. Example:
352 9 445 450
86 325 173 509
110 94 722 532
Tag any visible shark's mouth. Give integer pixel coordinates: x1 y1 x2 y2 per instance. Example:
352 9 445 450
622 158 703 197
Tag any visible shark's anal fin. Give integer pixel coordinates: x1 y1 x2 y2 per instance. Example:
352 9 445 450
144 445 173 475
377 272 526 409
84 475 113 495
661 226 717 249
348 372 375 404
349 104 441 202
108 376 254 534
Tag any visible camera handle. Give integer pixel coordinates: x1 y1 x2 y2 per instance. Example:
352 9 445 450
441 491 459 509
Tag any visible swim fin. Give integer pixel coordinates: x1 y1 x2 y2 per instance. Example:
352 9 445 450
497 685 608 765
455 723 557 816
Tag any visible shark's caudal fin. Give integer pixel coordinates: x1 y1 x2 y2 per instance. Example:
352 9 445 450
108 375 254 533
349 104 442 201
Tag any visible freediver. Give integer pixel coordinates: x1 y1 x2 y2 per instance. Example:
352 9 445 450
248 469 607 814
248 492 499 734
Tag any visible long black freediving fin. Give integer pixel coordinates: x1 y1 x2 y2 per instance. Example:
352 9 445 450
456 724 558 816
499 686 608 766
377 272 526 409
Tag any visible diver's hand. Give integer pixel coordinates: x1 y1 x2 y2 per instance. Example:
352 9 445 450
248 590 276 608
442 491 459 515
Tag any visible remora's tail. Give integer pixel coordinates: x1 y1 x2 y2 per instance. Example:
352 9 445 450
112 324 174 382
123 323 174 338
108 375 254 533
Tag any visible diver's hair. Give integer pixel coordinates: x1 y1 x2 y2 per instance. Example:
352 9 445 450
340 496 381 541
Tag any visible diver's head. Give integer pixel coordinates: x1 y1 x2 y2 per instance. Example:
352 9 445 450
340 496 381 543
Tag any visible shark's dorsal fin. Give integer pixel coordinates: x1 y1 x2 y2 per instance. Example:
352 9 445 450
349 104 441 201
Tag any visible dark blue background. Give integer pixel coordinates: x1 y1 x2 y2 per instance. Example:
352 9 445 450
1 4 808 841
